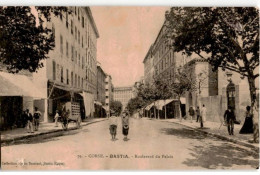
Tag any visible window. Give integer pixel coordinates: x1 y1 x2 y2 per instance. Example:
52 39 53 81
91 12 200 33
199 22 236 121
61 66 63 83
75 74 77 87
82 36 84 48
60 35 63 54
66 69 69 84
81 78 83 88
66 12 68 28
78 76 80 87
52 61 56 80
78 31 80 44
71 72 74 86
78 8 80 21
78 54 80 66
57 64 60 81
75 27 77 40
60 12 63 21
71 46 74 61
82 16 84 28
75 7 77 15
71 20 73 34
82 56 84 69
75 50 77 63
66 41 69 57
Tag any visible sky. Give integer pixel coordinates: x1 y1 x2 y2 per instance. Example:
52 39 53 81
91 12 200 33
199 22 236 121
91 6 170 87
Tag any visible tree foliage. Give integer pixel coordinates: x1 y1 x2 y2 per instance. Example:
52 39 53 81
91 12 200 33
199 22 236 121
126 96 145 115
165 7 259 102
165 7 259 142
0 6 69 73
110 101 123 116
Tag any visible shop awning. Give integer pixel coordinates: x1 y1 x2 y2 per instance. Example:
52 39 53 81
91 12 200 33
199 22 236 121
145 103 154 110
0 71 46 98
155 99 176 110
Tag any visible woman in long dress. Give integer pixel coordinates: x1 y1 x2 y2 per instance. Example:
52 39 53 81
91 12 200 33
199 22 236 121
239 106 253 134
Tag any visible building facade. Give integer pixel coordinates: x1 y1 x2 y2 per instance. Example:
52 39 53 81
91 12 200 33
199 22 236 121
33 7 99 122
105 74 114 117
113 86 134 110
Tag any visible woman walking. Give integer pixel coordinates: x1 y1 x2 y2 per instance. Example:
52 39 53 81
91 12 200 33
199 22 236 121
121 111 129 141
239 106 253 134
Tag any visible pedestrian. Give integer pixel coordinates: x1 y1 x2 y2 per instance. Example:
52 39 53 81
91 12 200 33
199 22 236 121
21 110 28 128
188 106 195 123
109 110 118 141
200 104 207 128
121 111 129 141
224 106 236 135
196 106 200 122
239 106 253 134
54 110 60 127
25 109 34 133
33 107 42 131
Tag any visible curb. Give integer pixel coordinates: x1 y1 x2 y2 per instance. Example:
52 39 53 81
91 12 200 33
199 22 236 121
148 118 259 153
1 118 108 146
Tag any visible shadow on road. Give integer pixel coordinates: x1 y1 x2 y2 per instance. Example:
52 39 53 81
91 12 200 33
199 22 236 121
183 143 259 169
3 129 89 146
161 128 214 140
160 127 259 169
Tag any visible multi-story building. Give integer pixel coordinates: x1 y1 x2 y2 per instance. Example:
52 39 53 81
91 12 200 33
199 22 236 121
105 74 114 117
33 7 99 122
113 86 134 110
143 14 259 122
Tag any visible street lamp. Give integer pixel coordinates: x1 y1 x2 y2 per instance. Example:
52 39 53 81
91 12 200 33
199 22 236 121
226 71 235 109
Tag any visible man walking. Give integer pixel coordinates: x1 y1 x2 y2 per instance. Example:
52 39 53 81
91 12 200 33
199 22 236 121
25 109 34 133
33 107 42 131
224 106 236 135
200 104 207 128
196 106 200 122
188 106 195 123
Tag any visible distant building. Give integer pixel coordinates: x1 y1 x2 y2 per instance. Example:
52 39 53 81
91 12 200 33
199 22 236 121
113 86 134 111
95 63 106 118
105 74 114 116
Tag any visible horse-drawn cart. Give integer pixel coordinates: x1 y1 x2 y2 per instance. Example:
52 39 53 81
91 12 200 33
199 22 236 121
60 102 82 130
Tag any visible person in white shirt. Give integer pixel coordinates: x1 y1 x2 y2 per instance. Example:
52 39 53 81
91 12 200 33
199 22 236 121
200 104 207 128
54 110 60 127
109 111 118 141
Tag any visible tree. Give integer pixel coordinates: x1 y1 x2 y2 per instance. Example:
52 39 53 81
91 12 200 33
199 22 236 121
110 101 123 116
126 96 145 116
165 7 259 142
0 6 69 73
167 66 197 120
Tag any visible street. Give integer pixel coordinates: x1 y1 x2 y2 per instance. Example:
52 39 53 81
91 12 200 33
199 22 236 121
1 118 259 170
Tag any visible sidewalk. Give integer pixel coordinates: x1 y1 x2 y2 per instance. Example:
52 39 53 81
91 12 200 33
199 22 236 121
1 118 107 145
146 117 259 152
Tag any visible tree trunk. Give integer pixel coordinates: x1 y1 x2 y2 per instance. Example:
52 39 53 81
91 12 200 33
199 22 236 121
154 102 156 119
247 75 259 143
178 96 182 122
165 105 167 119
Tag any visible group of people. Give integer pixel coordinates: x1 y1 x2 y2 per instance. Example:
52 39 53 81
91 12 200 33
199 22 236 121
224 105 254 135
109 111 129 141
188 104 254 136
188 104 207 128
22 107 42 133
